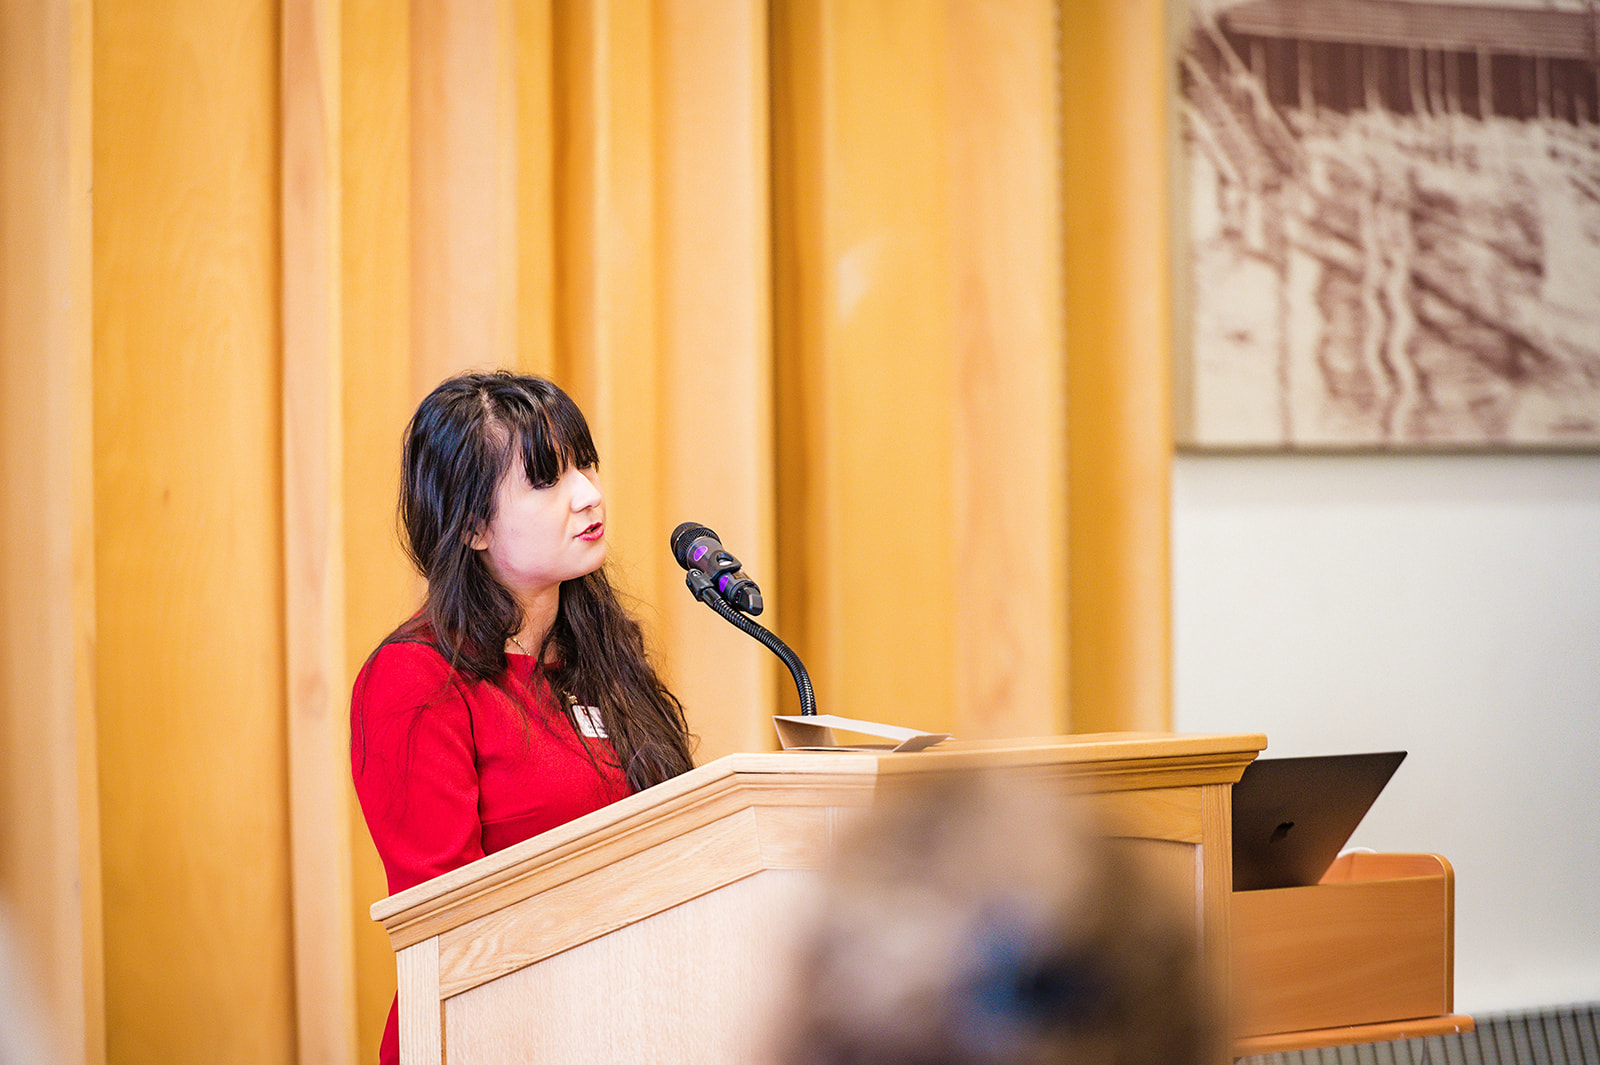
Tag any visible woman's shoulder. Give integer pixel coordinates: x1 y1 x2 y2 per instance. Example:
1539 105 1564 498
355 638 457 706
368 635 451 670
368 636 448 667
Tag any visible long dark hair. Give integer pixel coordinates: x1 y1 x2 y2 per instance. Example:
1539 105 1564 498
381 370 694 791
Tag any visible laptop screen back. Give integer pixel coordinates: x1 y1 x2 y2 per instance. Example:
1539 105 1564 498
1231 751 1407 891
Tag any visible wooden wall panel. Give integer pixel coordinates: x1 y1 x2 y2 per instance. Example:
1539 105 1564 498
772 2 1073 736
513 1 558 376
340 0 417 659
769 0 826 727
948 0 1069 737
0 4 1177 1061
283 0 361 1062
92 1 295 1061
1062 0 1175 732
341 4 419 1058
0 1 101 1062
410 0 518 387
772 2 960 729
650 0 777 756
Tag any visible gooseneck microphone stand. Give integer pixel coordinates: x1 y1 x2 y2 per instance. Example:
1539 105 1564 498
682 569 818 717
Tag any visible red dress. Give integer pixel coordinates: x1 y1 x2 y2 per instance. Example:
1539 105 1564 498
351 639 632 1065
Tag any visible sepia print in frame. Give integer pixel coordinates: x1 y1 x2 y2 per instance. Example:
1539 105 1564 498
1173 0 1600 450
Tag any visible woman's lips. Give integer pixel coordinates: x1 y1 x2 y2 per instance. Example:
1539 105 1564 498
578 521 605 541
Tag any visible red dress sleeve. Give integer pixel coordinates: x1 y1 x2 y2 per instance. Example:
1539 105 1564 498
351 641 487 895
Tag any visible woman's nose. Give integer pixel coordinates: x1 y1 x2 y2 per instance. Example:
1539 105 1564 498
567 467 602 510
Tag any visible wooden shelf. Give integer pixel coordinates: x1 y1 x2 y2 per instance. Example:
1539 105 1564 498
1231 852 1466 1056
1235 1014 1476 1056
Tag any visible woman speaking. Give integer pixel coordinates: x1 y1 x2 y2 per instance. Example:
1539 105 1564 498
351 370 696 1065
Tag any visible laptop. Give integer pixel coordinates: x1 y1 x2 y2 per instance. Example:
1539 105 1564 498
1231 751 1407 891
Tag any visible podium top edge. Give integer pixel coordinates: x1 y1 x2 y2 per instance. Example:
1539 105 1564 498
719 730 1268 772
370 731 1266 925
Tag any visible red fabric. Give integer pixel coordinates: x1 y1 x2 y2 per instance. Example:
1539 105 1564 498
351 639 632 1065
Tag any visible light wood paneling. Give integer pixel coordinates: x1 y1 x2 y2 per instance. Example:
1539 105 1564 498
1063 0 1175 732
1202 770 1235 1005
650 0 777 756
396 939 442 1065
772 1 1074 736
283 1 360 1062
513 1 557 375
0 1 101 1063
443 872 811 1065
947 0 1069 736
1 5 1185 1060
772 2 960 729
435 806 772 995
93 1 294 1060
410 0 518 387
341 1 418 1057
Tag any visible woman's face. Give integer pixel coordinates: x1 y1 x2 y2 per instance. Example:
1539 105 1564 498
470 458 607 602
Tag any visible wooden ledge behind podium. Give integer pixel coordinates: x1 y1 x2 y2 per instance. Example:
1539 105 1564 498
1232 851 1472 1055
370 732 1266 1065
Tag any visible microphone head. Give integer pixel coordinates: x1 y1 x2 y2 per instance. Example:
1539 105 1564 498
729 583 763 616
670 522 717 569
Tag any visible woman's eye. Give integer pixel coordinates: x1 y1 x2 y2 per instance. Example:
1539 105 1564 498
532 477 558 490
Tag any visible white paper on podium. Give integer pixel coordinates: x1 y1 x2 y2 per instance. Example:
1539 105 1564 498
773 714 950 752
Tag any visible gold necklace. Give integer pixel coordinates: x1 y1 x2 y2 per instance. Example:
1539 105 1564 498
509 634 533 657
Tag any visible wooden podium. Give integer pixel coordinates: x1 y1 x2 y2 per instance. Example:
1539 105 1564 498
370 732 1266 1065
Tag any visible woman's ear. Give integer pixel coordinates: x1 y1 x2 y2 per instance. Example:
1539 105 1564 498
466 525 490 551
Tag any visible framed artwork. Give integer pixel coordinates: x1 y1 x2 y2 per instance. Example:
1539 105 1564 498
1174 0 1600 449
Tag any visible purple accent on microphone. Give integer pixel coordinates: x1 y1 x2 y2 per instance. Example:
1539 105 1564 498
692 544 709 563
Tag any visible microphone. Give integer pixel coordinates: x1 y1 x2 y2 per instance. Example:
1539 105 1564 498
669 520 817 715
670 522 763 615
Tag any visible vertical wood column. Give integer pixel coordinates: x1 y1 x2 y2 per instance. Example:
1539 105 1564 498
411 0 518 390
948 0 1070 737
93 0 295 1059
772 1 1069 735
283 1 360 1062
772 2 960 728
0 1 101 1062
341 1 420 1056
513 1 558 375
651 0 778 755
1062 0 1174 733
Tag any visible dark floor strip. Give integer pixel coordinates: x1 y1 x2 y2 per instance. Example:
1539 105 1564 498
1239 1005 1600 1065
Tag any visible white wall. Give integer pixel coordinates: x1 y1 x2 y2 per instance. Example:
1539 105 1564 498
1172 452 1600 1015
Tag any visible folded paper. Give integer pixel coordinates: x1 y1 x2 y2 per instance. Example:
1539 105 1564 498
773 714 950 752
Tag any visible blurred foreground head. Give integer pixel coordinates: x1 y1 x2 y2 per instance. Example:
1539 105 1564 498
770 773 1221 1065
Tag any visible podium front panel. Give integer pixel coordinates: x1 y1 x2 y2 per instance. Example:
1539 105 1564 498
373 733 1266 1065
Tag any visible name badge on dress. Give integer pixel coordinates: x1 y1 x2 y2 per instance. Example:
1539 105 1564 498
571 703 607 739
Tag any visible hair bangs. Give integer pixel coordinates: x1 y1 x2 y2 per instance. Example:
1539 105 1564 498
495 378 599 490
